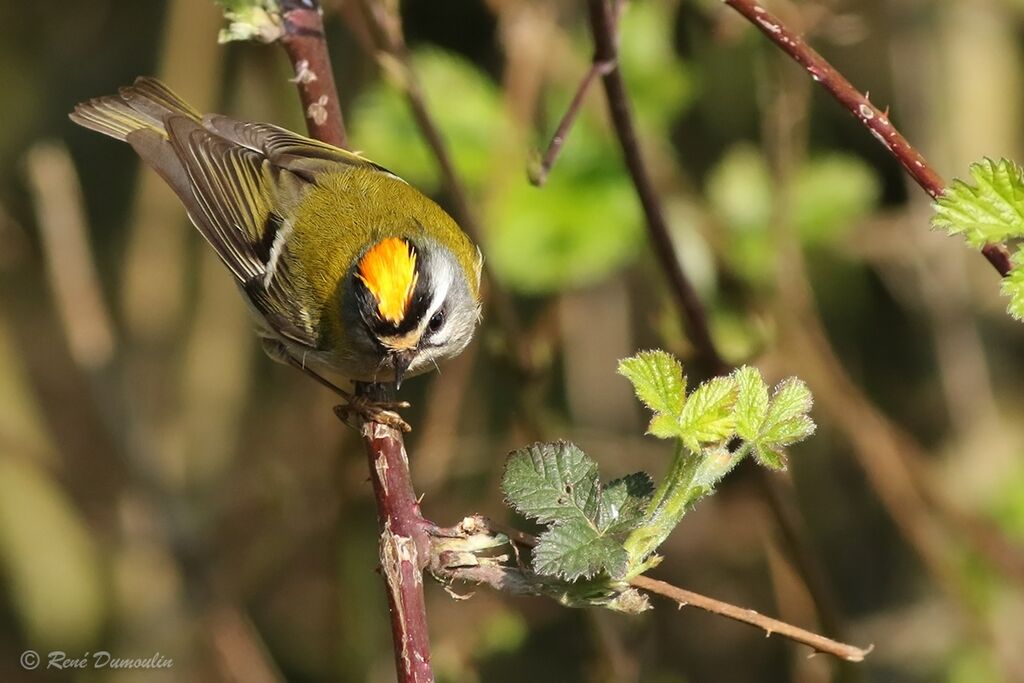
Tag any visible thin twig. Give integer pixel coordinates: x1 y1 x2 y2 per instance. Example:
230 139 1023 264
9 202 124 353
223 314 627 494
432 520 869 662
722 0 1012 277
529 57 615 186
629 575 872 662
351 0 539 382
354 0 478 242
586 0 725 371
529 0 624 187
279 0 347 148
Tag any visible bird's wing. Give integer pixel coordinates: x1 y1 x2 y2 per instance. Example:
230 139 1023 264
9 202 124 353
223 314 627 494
154 115 318 348
203 115 400 181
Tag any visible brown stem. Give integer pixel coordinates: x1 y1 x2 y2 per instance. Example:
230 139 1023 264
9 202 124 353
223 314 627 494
722 0 1012 277
280 0 348 148
343 403 434 683
586 0 724 371
271 5 432 679
431 520 869 662
529 57 615 187
628 575 871 662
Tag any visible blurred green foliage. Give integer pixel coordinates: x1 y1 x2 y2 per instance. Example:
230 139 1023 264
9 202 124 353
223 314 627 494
707 144 880 285
2 0 1024 681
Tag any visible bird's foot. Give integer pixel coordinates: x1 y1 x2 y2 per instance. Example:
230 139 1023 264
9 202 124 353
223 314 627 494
334 395 412 432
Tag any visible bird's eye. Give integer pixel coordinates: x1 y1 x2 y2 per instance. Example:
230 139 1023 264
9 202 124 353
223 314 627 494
428 310 445 334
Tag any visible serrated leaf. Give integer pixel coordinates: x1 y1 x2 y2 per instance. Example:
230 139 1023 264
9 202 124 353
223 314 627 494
932 158 1024 248
618 351 686 416
502 442 600 526
733 366 769 441
752 447 787 470
1001 248 1024 320
761 378 815 447
647 413 682 439
533 522 629 580
599 473 654 535
503 442 654 580
676 376 738 451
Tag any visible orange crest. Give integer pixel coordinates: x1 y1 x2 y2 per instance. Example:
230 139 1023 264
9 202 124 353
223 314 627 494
356 238 419 324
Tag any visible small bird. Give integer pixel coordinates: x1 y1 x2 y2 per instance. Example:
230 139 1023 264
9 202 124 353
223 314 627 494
70 77 483 429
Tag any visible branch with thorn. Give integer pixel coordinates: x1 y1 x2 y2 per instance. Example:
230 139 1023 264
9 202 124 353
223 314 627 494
722 0 1012 276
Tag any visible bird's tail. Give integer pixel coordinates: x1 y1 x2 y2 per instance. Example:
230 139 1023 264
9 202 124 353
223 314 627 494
69 76 202 141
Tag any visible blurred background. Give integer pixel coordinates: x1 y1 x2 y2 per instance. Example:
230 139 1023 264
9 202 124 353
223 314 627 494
1 0 1024 680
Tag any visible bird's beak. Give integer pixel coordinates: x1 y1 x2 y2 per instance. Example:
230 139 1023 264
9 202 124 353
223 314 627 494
393 350 415 389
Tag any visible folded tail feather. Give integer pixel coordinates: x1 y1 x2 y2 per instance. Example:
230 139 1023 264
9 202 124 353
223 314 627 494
69 76 201 141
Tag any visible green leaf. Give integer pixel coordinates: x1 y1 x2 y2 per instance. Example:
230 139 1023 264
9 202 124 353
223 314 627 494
617 351 686 417
533 522 629 580
502 442 600 526
733 365 769 442
755 448 787 470
647 413 682 439
752 378 816 470
932 158 1024 248
502 442 653 580
599 473 655 535
762 378 815 445
1001 248 1024 321
215 0 283 43
676 376 738 451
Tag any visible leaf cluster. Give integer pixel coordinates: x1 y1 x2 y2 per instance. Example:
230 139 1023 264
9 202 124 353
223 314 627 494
618 351 815 469
501 351 817 604
932 158 1024 319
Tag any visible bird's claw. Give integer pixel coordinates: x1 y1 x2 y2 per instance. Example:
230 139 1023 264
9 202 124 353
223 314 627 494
334 395 412 432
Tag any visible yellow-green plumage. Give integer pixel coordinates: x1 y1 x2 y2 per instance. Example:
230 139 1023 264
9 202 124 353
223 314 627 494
70 77 482 384
290 169 480 352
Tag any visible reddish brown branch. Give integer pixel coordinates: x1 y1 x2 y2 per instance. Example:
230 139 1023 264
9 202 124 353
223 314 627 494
280 0 348 148
271 4 431 679
629 575 872 662
722 0 1012 277
344 405 434 683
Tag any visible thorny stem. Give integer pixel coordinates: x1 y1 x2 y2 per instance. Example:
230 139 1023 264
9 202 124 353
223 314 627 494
273 3 432 680
280 0 348 148
431 517 871 662
723 0 1012 277
628 575 872 662
342 399 434 683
